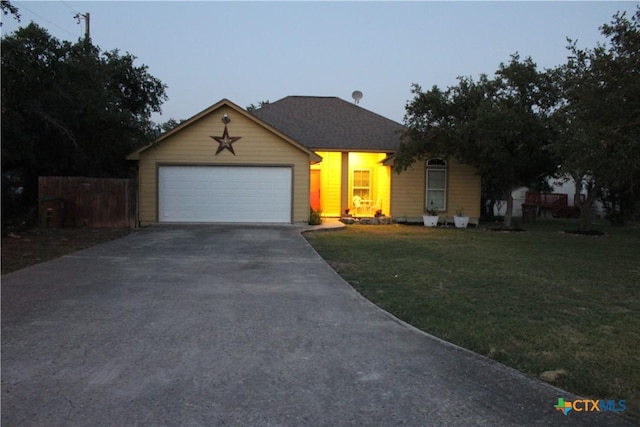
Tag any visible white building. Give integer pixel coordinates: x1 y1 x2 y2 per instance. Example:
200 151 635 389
493 176 604 218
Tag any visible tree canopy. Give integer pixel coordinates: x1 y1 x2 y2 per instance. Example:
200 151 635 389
1 23 167 223
548 9 640 228
397 55 556 228
1 0 20 23
246 100 270 112
397 8 640 229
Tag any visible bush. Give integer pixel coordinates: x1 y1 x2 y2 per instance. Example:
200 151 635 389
309 207 322 225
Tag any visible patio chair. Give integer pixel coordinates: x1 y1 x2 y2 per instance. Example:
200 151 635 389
368 197 382 215
352 195 363 215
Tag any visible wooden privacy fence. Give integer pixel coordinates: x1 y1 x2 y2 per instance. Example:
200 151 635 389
39 176 137 228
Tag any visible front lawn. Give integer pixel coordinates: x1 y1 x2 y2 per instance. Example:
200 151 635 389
305 219 640 420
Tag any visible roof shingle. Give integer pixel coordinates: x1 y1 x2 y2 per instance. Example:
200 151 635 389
252 96 405 152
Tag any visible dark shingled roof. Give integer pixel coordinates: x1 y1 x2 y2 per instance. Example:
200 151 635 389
252 96 405 152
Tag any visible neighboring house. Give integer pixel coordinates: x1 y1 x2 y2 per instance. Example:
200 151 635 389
127 96 481 225
494 177 604 218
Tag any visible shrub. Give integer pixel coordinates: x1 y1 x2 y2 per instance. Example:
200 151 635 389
309 207 322 225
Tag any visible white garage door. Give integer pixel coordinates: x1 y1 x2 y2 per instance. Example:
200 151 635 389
158 166 292 223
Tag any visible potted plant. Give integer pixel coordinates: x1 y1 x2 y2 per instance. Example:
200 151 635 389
423 201 439 227
454 207 469 228
309 207 322 225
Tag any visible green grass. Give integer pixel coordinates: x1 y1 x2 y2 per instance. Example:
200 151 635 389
305 219 640 419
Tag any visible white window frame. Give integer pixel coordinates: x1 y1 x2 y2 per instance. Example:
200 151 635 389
352 168 371 200
425 158 447 212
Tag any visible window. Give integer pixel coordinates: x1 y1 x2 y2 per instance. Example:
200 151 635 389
426 159 447 211
352 169 371 200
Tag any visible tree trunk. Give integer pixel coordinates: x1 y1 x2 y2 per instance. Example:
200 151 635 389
503 191 514 228
485 198 496 219
576 183 598 232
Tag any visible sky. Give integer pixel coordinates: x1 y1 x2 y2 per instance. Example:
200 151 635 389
2 1 638 124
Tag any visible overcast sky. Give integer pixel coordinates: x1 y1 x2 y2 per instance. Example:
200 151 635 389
2 1 638 124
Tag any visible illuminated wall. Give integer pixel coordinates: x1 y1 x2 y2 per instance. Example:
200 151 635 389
312 151 391 217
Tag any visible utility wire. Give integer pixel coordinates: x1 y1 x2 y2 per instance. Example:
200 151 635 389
14 1 80 39
59 0 80 15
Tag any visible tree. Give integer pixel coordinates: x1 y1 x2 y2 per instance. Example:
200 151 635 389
397 55 556 228
246 100 270 112
1 0 20 23
157 118 186 134
1 23 167 224
548 9 640 230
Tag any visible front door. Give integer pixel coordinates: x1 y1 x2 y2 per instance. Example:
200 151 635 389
310 170 321 211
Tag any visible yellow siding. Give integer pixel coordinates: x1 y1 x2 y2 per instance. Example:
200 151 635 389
390 163 425 220
447 160 481 219
347 152 390 216
138 105 311 224
376 163 391 215
391 159 481 221
313 151 343 217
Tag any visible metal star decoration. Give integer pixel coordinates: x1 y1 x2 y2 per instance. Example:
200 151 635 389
211 115 241 155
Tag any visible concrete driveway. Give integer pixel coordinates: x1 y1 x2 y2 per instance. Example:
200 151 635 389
1 225 633 426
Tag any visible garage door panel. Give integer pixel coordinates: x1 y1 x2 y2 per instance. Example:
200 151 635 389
159 166 292 223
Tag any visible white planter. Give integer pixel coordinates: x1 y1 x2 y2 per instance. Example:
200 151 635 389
423 215 439 227
454 216 469 228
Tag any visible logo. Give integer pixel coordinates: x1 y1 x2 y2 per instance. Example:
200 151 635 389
555 398 573 415
554 397 626 416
